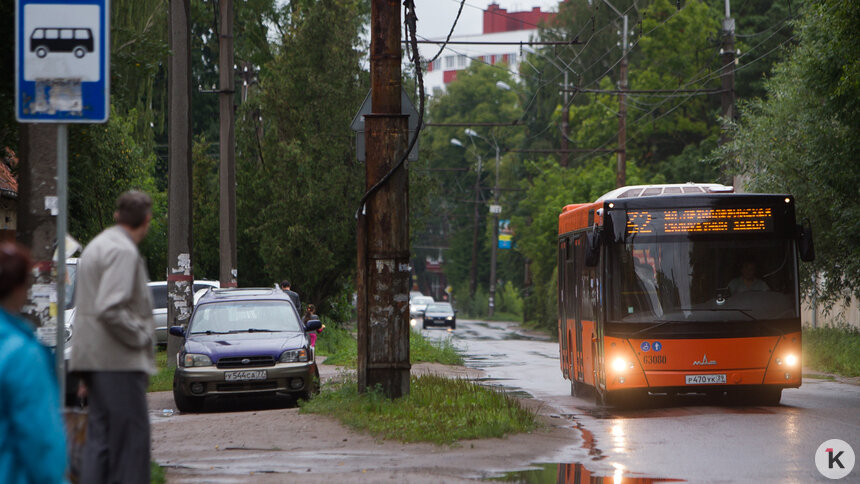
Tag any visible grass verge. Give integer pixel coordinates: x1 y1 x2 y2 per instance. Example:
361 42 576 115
150 461 165 484
300 373 537 445
317 324 464 367
803 325 860 377
148 348 174 393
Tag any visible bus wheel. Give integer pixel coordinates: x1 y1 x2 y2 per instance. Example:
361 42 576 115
36 47 48 58
73 47 86 58
730 387 782 406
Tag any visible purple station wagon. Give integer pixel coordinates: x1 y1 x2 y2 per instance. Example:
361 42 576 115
170 288 321 412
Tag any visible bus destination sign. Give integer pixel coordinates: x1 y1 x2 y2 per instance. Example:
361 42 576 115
626 207 774 235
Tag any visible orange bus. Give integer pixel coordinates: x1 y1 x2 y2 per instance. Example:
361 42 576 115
557 184 815 406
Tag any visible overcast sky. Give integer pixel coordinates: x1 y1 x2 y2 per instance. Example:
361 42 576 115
410 0 562 38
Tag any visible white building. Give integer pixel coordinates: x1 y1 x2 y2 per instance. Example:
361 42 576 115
418 3 558 95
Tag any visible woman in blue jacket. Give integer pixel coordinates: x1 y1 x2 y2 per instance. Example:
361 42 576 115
0 243 67 484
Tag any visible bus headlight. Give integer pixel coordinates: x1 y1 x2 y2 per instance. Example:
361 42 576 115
784 354 798 367
611 357 628 373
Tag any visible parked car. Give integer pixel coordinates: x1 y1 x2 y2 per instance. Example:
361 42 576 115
149 280 220 345
422 302 456 330
170 287 322 413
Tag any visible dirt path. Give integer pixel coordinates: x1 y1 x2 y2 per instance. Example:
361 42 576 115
150 361 582 483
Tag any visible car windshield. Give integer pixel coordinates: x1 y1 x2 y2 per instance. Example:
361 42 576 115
609 239 798 323
413 297 434 306
426 303 452 313
189 301 302 334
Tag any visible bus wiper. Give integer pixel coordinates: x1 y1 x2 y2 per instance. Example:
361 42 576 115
679 308 756 321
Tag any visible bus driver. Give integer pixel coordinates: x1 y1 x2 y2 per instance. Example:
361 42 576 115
728 260 770 295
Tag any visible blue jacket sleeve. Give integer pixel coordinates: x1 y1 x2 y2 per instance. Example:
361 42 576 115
6 342 68 483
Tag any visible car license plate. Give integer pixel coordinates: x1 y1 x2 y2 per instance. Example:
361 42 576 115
225 370 267 381
685 374 726 385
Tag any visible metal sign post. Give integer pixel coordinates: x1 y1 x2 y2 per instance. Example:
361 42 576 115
16 0 110 407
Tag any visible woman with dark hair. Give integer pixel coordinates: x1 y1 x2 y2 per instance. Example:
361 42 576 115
302 304 324 347
0 243 67 483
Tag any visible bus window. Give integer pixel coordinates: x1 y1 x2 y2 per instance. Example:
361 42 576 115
609 239 797 323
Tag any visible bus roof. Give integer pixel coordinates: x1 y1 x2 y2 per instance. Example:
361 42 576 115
596 183 733 202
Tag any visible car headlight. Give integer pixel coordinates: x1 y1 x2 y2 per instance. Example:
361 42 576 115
280 348 308 363
410 319 418 326
446 316 454 320
183 353 213 367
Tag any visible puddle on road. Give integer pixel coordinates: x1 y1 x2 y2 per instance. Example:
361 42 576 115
489 463 683 483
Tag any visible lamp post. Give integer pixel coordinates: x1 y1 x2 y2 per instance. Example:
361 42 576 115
465 128 501 317
451 138 483 298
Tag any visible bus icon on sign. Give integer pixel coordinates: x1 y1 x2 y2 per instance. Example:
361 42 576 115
30 28 94 58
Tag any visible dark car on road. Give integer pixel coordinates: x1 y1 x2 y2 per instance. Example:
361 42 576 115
422 302 456 330
170 288 321 412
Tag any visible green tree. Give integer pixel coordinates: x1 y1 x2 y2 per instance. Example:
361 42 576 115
235 0 368 313
720 0 860 303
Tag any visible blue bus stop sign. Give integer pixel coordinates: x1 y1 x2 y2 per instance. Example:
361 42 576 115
15 0 110 123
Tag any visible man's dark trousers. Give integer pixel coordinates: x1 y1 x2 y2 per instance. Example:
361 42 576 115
80 371 150 484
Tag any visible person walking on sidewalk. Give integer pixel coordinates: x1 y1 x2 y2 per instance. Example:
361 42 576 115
0 243 68 484
70 191 156 484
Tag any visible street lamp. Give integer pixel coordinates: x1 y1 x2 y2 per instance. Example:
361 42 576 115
451 137 483 298
465 128 501 317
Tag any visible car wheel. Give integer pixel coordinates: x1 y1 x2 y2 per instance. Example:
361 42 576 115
422 321 428 329
35 47 48 58
172 374 204 413
73 47 86 58
448 320 456 330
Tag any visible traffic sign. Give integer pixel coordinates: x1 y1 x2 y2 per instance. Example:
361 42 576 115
15 0 110 123
350 88 420 162
489 204 502 214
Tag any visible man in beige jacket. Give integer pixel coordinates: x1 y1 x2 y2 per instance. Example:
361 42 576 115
70 190 155 484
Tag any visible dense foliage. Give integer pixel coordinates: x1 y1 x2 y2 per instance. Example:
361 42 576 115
718 0 860 304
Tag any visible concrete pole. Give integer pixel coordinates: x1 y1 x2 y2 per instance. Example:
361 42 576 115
219 0 238 288
616 14 628 188
17 124 57 331
166 0 194 367
357 0 410 398
720 0 742 191
55 124 68 402
561 70 569 168
468 154 482 297
488 144 500 317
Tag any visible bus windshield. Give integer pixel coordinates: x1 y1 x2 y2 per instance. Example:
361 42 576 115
609 239 798 323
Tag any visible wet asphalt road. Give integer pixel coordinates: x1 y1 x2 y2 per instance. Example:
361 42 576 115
419 319 860 483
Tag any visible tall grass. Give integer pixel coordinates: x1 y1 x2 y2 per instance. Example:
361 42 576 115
300 373 537 445
148 348 174 392
317 324 464 367
803 325 860 377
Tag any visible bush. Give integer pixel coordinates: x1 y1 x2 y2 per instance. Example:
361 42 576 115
803 324 860 377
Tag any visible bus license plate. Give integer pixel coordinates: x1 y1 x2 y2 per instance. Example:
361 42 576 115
685 374 726 385
225 370 267 381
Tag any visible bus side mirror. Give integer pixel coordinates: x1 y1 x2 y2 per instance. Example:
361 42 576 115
798 223 815 262
585 231 601 267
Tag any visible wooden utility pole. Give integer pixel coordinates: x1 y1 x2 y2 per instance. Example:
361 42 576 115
616 14 628 188
219 0 238 288
357 0 410 398
17 124 57 329
166 0 194 367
